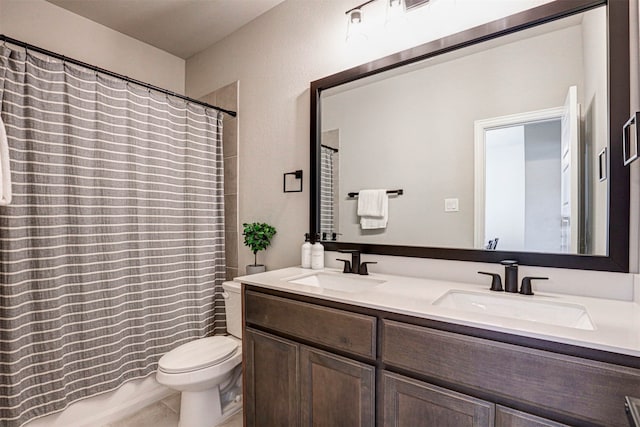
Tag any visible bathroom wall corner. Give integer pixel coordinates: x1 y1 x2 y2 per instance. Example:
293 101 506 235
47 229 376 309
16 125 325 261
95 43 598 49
199 81 240 281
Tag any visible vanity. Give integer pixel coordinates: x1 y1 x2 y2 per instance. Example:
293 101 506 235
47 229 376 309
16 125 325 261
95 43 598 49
239 268 640 427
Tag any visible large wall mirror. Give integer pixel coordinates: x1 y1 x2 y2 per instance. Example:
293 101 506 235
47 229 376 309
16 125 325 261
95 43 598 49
310 0 630 272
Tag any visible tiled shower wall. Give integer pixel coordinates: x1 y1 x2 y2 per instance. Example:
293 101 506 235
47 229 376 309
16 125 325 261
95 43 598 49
199 82 239 280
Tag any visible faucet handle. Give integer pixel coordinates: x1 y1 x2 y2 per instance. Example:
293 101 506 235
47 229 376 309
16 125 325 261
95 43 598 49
359 261 377 275
336 259 351 274
519 276 548 295
478 271 503 292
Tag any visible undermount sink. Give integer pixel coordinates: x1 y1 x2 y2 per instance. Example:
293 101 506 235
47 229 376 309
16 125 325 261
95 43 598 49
286 272 386 293
432 290 595 330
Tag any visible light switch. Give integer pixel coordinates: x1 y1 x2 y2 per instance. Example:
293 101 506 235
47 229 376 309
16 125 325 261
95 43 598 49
444 198 459 212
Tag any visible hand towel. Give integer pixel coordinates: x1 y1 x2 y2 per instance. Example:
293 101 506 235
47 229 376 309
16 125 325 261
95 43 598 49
0 114 11 206
357 189 388 229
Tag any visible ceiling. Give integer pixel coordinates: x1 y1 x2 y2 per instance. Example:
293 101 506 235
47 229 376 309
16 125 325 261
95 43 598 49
45 0 285 59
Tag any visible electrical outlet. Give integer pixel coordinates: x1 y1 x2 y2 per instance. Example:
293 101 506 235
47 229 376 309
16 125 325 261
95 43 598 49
444 198 459 212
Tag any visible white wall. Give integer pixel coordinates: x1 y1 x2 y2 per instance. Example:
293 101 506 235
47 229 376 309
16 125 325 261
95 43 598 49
0 0 185 93
524 120 562 252
185 0 554 272
485 125 526 251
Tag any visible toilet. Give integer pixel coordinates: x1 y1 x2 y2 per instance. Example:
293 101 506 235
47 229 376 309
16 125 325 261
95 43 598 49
156 281 243 427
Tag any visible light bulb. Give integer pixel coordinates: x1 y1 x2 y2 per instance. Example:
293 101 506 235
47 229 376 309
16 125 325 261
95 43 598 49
349 9 362 24
346 8 367 43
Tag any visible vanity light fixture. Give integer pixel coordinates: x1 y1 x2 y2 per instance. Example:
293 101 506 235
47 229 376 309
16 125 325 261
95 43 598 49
385 0 405 26
345 0 419 41
346 0 376 20
345 0 376 39
404 0 431 11
346 5 369 42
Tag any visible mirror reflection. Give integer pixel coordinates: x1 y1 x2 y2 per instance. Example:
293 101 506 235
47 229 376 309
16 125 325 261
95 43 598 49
319 6 607 255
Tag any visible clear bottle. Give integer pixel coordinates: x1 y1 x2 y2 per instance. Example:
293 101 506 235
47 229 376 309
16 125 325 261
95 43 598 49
301 233 312 268
311 233 324 270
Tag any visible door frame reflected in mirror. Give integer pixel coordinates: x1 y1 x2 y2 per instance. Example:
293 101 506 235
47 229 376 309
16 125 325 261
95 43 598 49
309 0 630 272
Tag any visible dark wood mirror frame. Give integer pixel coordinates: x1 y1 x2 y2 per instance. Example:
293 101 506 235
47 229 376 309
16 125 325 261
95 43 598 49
310 0 630 272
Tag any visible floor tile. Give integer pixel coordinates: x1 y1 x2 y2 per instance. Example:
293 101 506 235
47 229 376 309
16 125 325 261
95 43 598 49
160 393 181 414
105 402 178 427
105 393 242 427
216 411 242 427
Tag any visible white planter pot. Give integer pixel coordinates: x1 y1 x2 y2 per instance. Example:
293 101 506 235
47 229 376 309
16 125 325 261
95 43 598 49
246 264 266 275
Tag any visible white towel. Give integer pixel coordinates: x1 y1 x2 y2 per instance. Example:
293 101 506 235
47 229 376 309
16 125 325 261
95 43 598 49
357 189 388 229
0 115 11 206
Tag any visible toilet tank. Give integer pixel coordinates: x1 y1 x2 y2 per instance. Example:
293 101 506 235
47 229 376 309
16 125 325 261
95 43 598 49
222 281 242 339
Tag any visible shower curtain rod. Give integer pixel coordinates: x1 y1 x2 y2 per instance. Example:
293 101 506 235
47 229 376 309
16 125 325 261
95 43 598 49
0 34 237 118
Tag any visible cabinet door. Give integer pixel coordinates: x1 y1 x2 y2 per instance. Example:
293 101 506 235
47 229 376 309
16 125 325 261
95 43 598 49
300 346 375 427
244 328 299 427
496 406 570 427
382 372 494 427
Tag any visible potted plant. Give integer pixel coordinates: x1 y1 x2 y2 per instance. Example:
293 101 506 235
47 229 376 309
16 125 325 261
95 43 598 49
242 222 277 274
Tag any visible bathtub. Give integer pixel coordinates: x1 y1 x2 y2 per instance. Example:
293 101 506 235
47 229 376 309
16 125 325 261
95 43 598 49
24 375 173 427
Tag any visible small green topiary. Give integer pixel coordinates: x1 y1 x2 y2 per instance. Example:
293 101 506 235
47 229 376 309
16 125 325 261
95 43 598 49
242 222 277 266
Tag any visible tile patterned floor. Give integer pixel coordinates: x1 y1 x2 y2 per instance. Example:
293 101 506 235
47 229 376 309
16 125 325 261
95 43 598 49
104 394 242 427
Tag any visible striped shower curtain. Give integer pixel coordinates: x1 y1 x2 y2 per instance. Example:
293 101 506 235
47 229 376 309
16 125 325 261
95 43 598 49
0 47 226 426
320 145 336 235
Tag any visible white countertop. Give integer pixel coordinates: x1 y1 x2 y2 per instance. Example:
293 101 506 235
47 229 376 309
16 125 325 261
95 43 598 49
236 267 640 358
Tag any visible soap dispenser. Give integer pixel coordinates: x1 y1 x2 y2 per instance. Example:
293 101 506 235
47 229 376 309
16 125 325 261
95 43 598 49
301 233 312 268
311 233 324 270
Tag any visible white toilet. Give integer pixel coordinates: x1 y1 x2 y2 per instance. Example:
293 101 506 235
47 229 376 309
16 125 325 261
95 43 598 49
156 281 243 427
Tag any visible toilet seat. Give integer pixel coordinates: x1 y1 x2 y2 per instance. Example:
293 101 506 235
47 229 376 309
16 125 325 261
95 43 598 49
158 336 239 374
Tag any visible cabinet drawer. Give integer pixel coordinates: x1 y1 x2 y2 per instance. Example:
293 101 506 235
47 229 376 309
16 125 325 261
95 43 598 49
245 290 376 359
382 320 640 426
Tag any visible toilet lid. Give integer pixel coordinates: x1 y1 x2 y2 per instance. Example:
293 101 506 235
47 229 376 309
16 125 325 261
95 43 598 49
158 336 239 374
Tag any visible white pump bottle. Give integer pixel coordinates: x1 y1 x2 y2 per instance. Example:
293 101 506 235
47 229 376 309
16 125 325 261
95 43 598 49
301 233 312 268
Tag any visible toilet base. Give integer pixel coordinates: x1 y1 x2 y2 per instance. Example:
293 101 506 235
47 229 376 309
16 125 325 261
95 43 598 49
179 386 222 427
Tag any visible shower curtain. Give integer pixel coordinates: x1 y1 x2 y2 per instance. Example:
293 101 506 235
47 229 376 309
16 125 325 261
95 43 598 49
320 145 336 235
0 47 226 427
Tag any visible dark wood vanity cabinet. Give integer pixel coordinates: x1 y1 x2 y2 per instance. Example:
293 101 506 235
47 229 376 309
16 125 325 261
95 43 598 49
243 290 376 426
244 328 375 426
243 287 640 426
